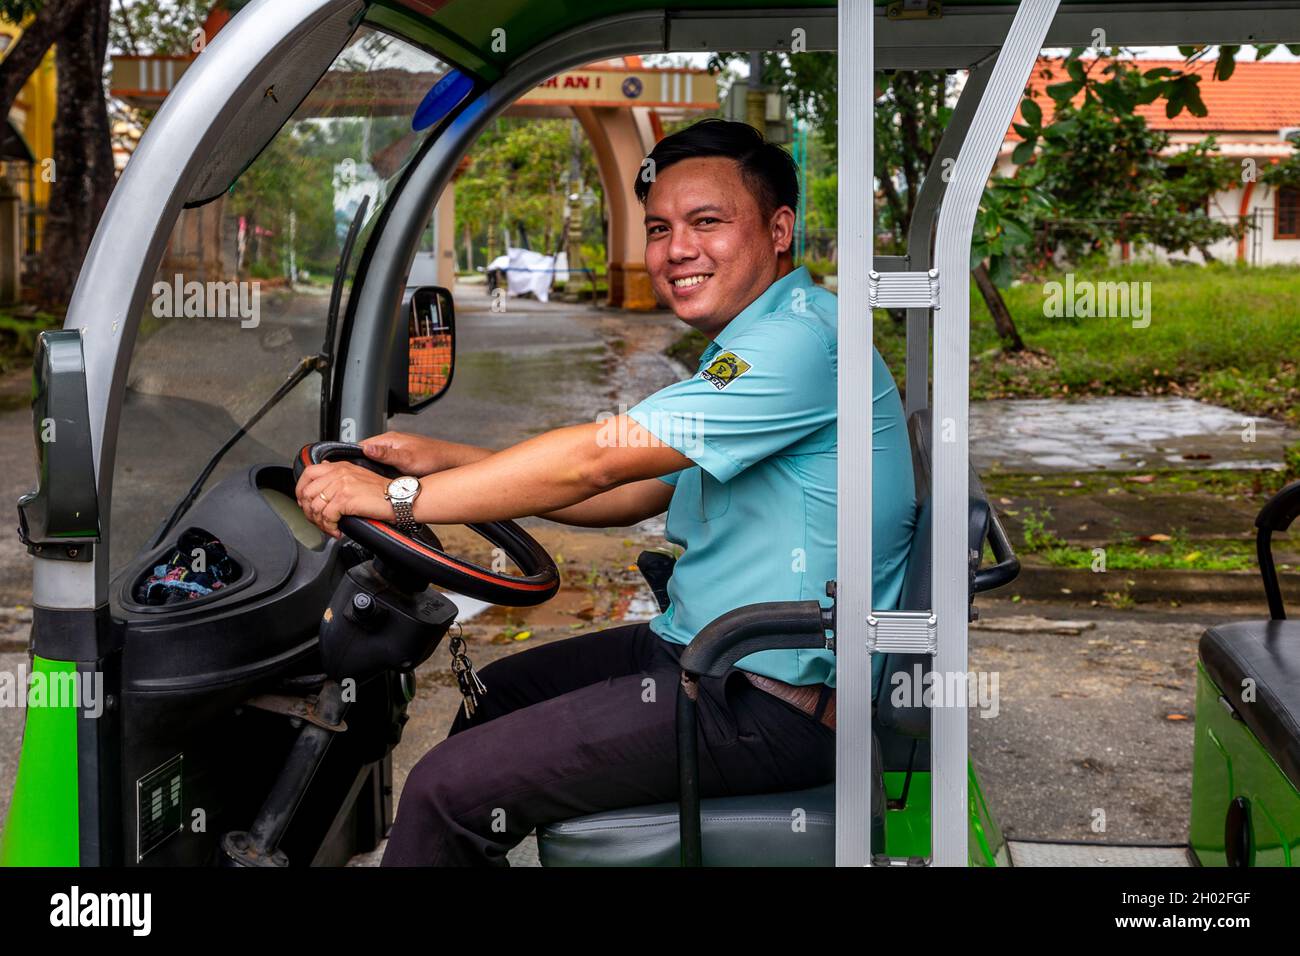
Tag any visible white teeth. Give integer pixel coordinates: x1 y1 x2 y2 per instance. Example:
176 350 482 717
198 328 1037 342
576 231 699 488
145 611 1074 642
672 274 711 288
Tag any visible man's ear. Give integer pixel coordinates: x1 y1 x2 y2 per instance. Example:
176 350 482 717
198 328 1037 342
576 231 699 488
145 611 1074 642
769 205 796 255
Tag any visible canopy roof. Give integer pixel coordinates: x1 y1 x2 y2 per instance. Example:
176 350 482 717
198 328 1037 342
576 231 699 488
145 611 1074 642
369 1 1300 80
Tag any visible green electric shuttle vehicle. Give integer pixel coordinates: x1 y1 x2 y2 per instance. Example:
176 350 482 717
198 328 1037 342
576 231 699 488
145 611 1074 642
2 0 1299 867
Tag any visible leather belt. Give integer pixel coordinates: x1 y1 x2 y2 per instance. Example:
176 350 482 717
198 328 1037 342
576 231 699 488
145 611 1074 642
744 672 835 731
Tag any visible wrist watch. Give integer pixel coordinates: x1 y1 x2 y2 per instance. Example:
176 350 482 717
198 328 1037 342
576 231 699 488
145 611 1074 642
385 476 422 532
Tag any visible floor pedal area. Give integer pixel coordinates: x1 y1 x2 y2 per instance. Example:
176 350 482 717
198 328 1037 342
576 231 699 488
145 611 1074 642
1008 841 1193 867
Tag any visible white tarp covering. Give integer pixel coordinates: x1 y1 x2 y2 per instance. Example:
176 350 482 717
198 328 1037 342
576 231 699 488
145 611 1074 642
487 247 561 302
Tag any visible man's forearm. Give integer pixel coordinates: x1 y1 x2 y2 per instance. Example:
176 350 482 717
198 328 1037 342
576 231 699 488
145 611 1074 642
539 478 673 528
408 418 687 525
435 440 495 471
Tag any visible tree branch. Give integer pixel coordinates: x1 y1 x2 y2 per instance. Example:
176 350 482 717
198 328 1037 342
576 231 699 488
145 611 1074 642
0 0 92 123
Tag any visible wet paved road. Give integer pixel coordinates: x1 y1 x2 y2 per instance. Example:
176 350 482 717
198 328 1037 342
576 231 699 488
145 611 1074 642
972 396 1299 474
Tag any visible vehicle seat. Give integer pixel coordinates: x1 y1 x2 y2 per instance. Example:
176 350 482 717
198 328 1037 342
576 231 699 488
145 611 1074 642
537 410 1005 866
1199 621 1300 792
537 730 884 866
538 784 834 867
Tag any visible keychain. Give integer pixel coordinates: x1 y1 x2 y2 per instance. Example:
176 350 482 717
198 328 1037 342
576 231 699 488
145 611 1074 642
448 625 487 718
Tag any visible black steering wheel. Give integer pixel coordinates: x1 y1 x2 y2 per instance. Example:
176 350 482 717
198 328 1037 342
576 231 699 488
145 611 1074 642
295 442 560 606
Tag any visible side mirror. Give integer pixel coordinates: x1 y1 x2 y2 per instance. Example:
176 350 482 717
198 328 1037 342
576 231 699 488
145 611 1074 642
389 286 455 415
17 330 100 562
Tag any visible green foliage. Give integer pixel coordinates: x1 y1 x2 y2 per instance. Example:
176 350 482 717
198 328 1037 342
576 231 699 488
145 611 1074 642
110 0 212 56
806 171 836 233
1006 52 1243 271
971 168 1054 284
1261 132 1300 189
1037 535 1255 572
872 262 1300 425
873 70 952 253
1019 506 1064 552
456 118 603 259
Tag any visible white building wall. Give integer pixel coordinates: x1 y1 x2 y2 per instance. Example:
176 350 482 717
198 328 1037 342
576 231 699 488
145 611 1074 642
993 146 1300 266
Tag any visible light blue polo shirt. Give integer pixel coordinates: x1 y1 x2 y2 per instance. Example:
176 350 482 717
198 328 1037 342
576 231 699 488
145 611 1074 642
627 266 916 689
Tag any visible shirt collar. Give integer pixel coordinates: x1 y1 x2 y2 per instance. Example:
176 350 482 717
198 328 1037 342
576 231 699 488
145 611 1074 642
699 266 817 366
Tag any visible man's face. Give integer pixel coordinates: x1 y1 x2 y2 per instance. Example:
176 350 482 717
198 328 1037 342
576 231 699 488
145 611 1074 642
643 157 793 337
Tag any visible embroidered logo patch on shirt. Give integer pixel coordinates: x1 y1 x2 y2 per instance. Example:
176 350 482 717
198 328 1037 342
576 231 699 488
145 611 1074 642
700 351 752 390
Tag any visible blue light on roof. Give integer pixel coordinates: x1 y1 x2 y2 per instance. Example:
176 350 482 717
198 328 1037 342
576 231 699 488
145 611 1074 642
412 69 474 132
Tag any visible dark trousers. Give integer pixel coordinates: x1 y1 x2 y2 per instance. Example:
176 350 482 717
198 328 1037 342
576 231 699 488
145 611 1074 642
381 621 835 866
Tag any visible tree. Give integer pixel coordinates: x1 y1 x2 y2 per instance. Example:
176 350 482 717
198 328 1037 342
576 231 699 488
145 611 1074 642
0 0 115 306
1010 54 1245 266
1261 131 1300 190
712 52 1026 342
110 0 212 56
456 118 602 263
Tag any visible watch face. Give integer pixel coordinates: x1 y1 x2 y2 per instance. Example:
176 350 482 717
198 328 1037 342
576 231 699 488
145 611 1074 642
389 477 420 500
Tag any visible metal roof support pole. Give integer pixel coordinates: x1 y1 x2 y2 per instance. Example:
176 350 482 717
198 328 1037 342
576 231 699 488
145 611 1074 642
834 0 874 868
929 0 1059 867
902 57 992 418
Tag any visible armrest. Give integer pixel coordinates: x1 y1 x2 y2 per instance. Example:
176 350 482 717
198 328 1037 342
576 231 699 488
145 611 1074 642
674 598 832 866
1255 480 1300 620
969 467 1020 595
678 600 831 679
1257 480 1300 534
973 505 1020 593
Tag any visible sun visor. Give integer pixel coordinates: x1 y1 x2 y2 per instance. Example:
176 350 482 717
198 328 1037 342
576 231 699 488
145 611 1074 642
184 1 366 208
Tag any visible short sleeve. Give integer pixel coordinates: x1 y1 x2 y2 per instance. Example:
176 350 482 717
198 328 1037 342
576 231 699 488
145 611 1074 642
627 316 835 484
657 469 683 486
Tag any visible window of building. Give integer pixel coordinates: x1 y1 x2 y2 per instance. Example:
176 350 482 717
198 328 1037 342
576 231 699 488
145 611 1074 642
1277 185 1300 239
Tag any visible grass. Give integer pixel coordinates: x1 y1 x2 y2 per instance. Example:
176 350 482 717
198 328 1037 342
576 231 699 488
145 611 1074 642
0 309 62 374
872 261 1300 425
986 462 1300 501
1016 505 1258 572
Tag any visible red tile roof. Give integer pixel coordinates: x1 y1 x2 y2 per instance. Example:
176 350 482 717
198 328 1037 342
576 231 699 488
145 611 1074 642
1011 57 1300 136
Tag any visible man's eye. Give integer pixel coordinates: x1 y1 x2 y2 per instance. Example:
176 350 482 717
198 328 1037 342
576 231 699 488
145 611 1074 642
696 217 719 226
647 225 667 236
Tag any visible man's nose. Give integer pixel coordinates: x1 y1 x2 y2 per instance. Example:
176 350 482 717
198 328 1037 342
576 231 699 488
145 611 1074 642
666 226 698 262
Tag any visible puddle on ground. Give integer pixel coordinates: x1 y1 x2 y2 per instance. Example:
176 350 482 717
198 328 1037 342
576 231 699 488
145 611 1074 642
971 397 1298 473
621 586 661 622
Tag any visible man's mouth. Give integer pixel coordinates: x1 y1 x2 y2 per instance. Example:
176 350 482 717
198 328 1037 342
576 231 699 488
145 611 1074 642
671 273 713 290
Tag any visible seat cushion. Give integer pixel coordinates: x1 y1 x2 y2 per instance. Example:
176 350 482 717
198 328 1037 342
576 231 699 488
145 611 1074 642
537 785 836 867
1200 621 1300 791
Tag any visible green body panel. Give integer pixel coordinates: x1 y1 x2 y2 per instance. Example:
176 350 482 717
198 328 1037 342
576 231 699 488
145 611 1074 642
0 657 81 867
1189 663 1300 866
881 763 1004 866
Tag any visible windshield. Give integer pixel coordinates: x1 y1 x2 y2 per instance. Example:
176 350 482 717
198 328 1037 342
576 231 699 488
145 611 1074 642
110 26 450 576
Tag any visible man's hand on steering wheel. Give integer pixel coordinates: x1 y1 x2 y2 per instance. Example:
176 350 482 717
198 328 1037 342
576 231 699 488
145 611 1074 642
296 459 396 539
292 441 561 606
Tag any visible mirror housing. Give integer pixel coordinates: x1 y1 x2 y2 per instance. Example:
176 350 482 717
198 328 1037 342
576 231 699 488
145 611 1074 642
17 330 100 562
388 285 455 416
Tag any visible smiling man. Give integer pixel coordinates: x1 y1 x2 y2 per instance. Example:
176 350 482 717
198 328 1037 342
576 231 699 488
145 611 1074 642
295 119 915 866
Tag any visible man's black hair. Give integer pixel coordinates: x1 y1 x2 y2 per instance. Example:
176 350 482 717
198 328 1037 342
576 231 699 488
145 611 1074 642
633 118 799 219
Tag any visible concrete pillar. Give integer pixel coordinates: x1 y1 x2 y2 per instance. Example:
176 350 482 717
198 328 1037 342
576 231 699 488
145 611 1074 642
434 182 456 289
572 105 658 311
